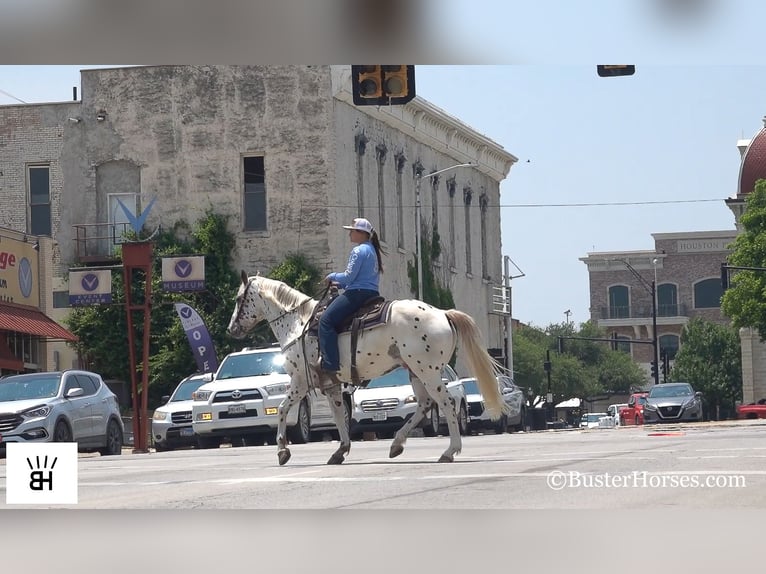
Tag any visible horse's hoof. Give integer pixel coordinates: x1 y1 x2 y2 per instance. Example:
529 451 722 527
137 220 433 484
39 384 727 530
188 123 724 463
327 453 345 465
389 444 404 458
278 448 291 466
438 454 454 463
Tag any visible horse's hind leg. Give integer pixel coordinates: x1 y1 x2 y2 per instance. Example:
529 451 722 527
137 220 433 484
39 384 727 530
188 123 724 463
389 377 432 458
276 376 309 466
324 384 351 465
421 377 462 462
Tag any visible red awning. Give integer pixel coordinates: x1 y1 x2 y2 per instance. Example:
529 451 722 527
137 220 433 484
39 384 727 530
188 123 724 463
0 303 78 342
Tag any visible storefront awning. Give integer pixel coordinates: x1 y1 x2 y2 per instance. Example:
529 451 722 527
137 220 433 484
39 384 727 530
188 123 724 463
0 303 78 342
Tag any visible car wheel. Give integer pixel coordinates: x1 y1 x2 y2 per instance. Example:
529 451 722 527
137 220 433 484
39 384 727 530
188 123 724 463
287 399 311 444
98 419 123 456
458 402 468 436
423 405 439 437
494 414 507 435
513 407 526 432
53 419 72 442
635 415 640 426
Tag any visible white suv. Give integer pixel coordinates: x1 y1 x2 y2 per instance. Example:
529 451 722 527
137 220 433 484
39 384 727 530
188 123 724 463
350 365 468 439
191 347 351 448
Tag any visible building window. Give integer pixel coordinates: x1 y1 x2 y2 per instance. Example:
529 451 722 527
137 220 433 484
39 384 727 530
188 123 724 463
430 174 440 234
610 333 632 354
693 278 723 309
355 133 368 214
463 186 473 274
659 334 680 360
28 165 51 236
395 153 406 249
376 144 387 242
243 156 266 231
446 176 456 269
657 283 678 317
479 192 489 279
608 285 629 318
53 291 70 309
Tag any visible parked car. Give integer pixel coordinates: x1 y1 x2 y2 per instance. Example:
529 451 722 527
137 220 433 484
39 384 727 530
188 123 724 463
642 382 703 424
464 374 526 434
0 370 124 456
152 373 208 451
736 399 766 419
350 366 468 439
191 346 352 448
619 392 649 425
580 412 608 429
607 403 628 426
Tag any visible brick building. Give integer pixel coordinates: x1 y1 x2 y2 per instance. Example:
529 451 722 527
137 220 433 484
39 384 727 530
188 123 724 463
0 65 517 376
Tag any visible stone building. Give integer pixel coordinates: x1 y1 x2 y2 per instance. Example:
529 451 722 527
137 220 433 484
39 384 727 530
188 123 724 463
724 116 766 404
0 65 517 376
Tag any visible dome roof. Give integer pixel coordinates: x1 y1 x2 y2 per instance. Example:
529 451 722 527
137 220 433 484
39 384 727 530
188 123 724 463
739 117 766 196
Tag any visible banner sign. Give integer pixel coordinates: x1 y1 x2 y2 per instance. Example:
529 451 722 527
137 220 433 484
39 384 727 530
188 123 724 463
162 256 205 291
69 270 112 306
174 303 219 373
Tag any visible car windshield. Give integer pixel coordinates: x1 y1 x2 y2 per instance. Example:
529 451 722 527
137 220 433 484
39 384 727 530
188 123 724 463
366 368 411 388
0 374 61 402
649 384 693 398
216 351 286 379
461 379 480 394
171 376 207 401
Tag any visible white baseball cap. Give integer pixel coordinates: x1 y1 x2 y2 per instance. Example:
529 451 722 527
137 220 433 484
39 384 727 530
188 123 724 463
342 217 373 234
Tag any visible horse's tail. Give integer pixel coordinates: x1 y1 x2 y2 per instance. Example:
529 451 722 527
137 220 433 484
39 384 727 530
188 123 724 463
445 309 509 421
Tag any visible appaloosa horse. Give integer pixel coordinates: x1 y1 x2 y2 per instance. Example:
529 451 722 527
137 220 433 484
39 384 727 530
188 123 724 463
227 271 508 465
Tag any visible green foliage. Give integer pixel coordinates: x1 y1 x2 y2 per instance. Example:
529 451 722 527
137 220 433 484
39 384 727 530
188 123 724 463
268 253 323 298
407 221 454 309
722 179 766 336
512 320 646 405
670 318 742 420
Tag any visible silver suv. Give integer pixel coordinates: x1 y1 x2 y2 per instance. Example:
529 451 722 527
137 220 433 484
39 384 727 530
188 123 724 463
191 347 352 448
0 370 124 456
464 374 526 434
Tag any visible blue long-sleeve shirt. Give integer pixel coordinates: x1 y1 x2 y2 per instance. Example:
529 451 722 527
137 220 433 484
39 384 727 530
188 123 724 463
326 242 379 291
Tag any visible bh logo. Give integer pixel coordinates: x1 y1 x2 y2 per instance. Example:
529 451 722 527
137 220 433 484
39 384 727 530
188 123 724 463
6 443 78 505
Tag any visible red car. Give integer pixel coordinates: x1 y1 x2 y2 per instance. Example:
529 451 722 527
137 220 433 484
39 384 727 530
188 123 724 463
737 399 766 420
619 392 649 425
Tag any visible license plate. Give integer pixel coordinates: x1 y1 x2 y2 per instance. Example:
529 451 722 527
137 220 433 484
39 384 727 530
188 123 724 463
180 427 194 437
372 411 388 421
228 404 247 415
265 407 278 415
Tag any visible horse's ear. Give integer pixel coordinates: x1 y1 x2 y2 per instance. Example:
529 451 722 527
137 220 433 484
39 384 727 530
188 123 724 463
241 270 248 285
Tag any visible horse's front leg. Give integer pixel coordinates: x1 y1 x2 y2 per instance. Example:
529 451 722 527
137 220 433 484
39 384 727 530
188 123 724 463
389 378 432 459
324 384 351 465
276 377 309 466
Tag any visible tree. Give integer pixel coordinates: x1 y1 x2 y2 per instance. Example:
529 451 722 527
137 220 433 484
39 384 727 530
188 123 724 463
670 318 742 420
722 179 766 336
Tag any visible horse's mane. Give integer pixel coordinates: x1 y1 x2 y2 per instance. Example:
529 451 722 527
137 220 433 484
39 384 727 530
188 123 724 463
255 277 316 323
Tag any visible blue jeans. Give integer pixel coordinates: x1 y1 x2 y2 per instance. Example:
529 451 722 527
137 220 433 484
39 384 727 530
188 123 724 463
319 289 379 371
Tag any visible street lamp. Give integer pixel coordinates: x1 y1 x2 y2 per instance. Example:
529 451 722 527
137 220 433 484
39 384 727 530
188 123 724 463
414 162 475 300
614 258 660 386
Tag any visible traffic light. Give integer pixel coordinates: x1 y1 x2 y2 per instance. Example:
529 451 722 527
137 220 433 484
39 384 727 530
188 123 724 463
721 263 729 291
351 65 416 106
597 65 635 77
650 360 658 380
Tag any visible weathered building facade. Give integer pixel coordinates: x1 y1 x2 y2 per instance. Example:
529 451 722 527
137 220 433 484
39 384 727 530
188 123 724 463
0 65 516 376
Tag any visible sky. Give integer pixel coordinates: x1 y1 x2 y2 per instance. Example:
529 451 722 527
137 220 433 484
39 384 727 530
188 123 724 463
2 3 766 328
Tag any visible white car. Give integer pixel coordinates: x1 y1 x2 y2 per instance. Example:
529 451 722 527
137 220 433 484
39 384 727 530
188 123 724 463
151 373 208 451
606 403 628 427
350 365 468 439
0 370 124 456
463 374 526 434
580 412 609 429
191 346 351 448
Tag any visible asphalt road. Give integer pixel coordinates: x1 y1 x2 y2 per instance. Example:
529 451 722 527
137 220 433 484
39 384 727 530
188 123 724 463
2 420 766 509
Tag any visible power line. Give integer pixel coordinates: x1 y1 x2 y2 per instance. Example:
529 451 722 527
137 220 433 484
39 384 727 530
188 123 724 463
0 88 27 104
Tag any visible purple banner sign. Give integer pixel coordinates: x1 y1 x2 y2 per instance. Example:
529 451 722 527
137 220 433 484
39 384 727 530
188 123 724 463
174 303 219 374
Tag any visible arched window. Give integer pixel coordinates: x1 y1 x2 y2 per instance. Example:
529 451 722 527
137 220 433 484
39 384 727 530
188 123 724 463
659 334 680 360
610 334 632 354
608 285 629 318
657 283 678 317
694 278 722 309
